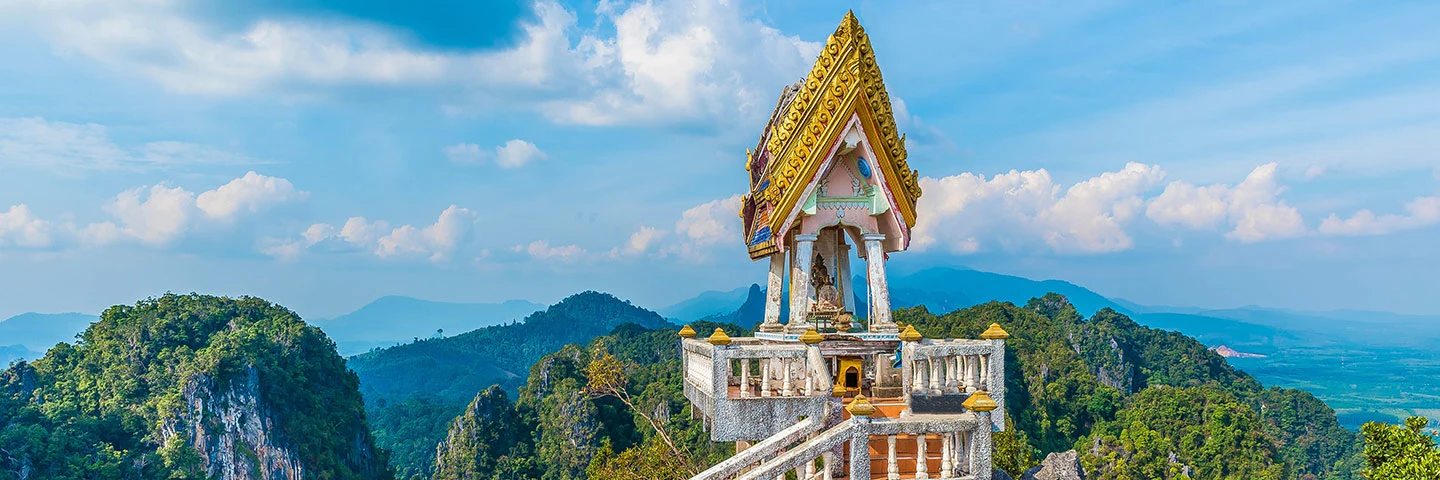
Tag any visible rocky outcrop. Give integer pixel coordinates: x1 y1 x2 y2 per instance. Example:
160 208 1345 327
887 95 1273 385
433 386 523 479
1020 450 1085 480
162 367 305 480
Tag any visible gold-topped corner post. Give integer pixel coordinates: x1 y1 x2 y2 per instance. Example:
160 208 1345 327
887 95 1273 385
799 328 823 345
678 324 696 339
980 323 1010 340
899 324 923 342
847 394 877 418
962 389 999 412
708 327 732 346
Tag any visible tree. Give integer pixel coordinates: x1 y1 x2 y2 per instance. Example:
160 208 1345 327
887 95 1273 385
1361 416 1440 480
584 348 697 477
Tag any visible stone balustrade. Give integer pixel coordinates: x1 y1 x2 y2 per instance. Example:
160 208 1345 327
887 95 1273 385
901 339 1007 431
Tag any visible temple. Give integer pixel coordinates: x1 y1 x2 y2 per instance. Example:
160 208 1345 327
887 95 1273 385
680 12 1010 480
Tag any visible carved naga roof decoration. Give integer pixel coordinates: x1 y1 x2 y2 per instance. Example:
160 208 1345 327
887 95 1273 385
740 11 922 260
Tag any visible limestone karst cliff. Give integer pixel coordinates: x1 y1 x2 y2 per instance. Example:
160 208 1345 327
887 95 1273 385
0 294 390 479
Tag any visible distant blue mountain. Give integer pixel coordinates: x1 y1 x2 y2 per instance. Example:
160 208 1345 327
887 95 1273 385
657 285 753 322
314 296 544 356
0 312 97 359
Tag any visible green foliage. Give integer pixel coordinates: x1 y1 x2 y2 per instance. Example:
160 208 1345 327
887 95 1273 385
1079 386 1284 480
349 291 672 405
0 293 390 480
896 293 1362 480
1360 416 1440 480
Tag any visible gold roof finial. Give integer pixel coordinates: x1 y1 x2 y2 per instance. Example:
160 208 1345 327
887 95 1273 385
963 390 999 412
980 323 1010 340
707 327 732 346
847 394 877 417
799 328 823 345
678 325 696 338
899 324 923 342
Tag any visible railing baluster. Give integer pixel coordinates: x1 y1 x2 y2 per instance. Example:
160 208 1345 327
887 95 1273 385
916 433 930 479
782 358 794 396
940 433 953 478
887 434 899 480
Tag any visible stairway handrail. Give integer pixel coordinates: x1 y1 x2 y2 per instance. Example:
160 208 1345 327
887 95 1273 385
691 416 824 480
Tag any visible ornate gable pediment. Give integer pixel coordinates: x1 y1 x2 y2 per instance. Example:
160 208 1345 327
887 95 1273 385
741 11 922 259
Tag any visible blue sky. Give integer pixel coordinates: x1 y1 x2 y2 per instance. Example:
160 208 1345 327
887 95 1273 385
1 0 1438 320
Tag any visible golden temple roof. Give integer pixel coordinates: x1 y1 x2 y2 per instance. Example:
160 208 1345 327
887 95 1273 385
740 11 921 259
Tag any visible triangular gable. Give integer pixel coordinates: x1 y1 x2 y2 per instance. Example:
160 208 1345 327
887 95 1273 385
741 11 922 259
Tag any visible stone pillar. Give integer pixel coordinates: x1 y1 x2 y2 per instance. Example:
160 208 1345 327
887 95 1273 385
901 341 916 410
974 414 994 480
863 234 896 333
823 451 836 480
788 234 818 333
760 254 785 332
837 236 853 311
849 422 871 480
989 343 1007 432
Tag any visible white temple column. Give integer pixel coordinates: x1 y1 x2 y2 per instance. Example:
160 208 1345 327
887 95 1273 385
837 236 853 312
820 228 837 288
863 234 896 333
788 234 818 333
760 254 785 332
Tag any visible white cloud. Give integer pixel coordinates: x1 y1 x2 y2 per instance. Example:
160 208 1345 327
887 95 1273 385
0 205 55 248
444 143 486 164
339 217 391 246
494 139 546 168
271 206 476 262
1039 163 1166 252
0 117 263 171
95 184 198 246
1319 196 1440 236
674 194 744 247
1303 165 1328 180
78 173 306 247
195 171 307 220
7 0 819 127
1224 163 1306 242
300 223 335 245
447 139 546 168
514 240 586 260
914 163 1165 254
376 206 476 262
1146 162 1305 242
1146 182 1231 230
608 194 744 261
610 225 667 257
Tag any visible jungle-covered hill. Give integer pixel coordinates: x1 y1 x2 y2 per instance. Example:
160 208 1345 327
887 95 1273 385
367 291 1366 479
0 294 389 480
896 293 1363 479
